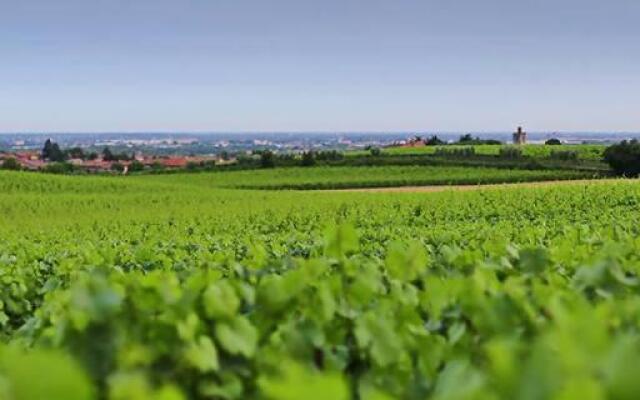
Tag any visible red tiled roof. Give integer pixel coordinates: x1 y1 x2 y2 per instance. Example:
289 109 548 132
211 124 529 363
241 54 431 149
14 152 40 160
162 158 188 167
20 160 46 170
79 160 112 169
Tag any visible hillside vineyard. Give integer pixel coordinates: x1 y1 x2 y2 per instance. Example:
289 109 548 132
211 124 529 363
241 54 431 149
1 171 640 399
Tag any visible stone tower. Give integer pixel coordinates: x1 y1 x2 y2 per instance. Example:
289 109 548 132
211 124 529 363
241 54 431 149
512 126 527 145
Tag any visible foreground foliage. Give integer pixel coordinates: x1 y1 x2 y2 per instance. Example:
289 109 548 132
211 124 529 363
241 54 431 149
1 171 640 399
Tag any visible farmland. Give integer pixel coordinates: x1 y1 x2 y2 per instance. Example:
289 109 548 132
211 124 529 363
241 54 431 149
144 165 598 190
2 169 640 399
358 143 608 160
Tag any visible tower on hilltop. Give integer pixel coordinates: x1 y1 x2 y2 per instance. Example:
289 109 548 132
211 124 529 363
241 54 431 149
513 126 527 145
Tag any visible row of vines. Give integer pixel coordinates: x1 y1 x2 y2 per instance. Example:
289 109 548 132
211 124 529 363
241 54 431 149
1 172 640 399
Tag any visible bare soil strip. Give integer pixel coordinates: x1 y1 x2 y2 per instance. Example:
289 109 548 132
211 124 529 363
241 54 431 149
322 178 627 193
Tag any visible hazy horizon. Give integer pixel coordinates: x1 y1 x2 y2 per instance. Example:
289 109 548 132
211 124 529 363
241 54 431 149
2 0 639 132
2 130 640 136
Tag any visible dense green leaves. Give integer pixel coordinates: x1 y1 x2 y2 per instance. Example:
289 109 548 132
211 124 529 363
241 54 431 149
355 312 404 367
184 336 219 372
0 346 94 400
203 281 240 319
215 316 258 357
259 361 349 400
2 171 640 399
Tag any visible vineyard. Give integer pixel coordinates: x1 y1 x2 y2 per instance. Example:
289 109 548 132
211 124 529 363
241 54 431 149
372 144 607 160
2 170 640 399
142 165 597 190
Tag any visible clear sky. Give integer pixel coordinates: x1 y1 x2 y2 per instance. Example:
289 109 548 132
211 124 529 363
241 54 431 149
1 0 639 132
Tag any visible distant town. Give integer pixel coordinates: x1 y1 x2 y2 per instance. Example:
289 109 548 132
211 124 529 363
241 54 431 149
0 141 230 173
0 131 637 173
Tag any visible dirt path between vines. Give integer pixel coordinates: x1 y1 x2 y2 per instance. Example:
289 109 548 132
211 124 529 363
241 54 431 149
324 178 627 193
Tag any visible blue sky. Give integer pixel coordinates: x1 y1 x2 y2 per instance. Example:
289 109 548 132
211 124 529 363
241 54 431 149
1 0 639 132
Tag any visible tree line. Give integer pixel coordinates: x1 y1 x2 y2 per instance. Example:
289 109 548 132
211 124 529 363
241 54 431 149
42 139 134 163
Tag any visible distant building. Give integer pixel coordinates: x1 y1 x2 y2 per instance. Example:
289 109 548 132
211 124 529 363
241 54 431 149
68 158 84 166
162 157 188 168
513 126 527 145
79 160 113 172
134 151 145 161
15 151 40 161
20 159 46 170
401 136 426 148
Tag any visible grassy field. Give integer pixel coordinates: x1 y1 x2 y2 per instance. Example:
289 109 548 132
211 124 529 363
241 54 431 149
2 170 640 399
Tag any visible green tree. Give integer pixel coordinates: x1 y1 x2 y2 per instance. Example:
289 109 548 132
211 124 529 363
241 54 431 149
67 147 86 159
50 143 65 162
458 134 475 143
41 138 54 160
42 139 65 162
186 161 201 171
261 151 275 168
545 138 562 145
111 162 124 172
316 150 343 161
129 160 145 172
301 151 316 167
43 162 74 174
1 157 21 170
603 140 640 176
102 147 115 161
425 135 445 146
